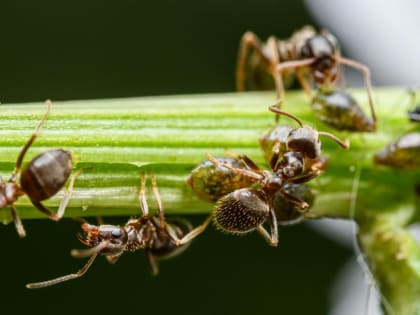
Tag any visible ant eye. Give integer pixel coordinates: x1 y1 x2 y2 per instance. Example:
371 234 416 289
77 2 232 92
111 230 122 238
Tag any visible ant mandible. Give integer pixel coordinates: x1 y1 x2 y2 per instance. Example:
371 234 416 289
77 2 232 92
26 172 211 289
0 100 76 237
236 26 376 127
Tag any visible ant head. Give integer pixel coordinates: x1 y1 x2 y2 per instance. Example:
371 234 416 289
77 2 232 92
287 126 321 159
78 223 128 256
278 152 304 178
214 188 269 234
300 32 339 85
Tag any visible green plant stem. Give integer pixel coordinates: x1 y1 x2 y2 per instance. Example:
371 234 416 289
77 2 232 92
0 90 419 314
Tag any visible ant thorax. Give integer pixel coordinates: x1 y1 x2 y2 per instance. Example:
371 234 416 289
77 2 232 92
0 182 23 208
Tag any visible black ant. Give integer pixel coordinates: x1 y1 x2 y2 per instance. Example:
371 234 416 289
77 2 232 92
0 100 76 238
262 101 349 181
203 107 348 245
236 26 376 128
26 172 211 289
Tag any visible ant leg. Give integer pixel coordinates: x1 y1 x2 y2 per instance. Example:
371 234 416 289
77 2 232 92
174 215 212 246
269 141 281 171
10 205 26 238
150 172 165 229
267 36 285 107
71 240 110 258
225 150 262 173
139 172 149 217
255 209 278 247
31 200 60 221
55 170 81 220
280 188 309 209
287 170 322 184
9 100 51 183
236 31 270 91
276 57 316 83
146 250 159 276
295 68 313 97
336 56 377 128
26 253 98 289
205 153 263 182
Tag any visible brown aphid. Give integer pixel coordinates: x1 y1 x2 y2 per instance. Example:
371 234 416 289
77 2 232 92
0 101 75 238
407 89 420 122
311 89 376 132
26 173 211 289
236 26 376 127
259 124 294 164
271 183 315 225
374 132 420 169
187 156 255 202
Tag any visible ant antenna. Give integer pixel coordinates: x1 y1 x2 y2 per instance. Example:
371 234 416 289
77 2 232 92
10 100 52 182
268 103 303 127
318 131 350 149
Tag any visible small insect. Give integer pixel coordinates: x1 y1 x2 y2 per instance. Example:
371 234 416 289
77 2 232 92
374 132 420 169
0 100 75 238
26 173 211 289
236 26 376 127
186 156 255 202
311 88 376 132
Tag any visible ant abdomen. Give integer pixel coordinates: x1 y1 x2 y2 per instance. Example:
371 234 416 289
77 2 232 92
20 149 73 201
311 89 376 132
287 127 320 159
214 188 269 234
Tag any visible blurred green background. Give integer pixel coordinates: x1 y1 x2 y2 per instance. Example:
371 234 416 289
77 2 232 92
1 1 352 314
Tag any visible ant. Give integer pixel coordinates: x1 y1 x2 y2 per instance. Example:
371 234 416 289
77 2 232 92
203 106 348 245
26 172 211 289
0 100 76 238
236 25 376 128
260 101 349 181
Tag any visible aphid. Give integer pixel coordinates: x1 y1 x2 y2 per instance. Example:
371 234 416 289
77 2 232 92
26 173 211 289
311 88 376 132
0 100 75 238
236 26 376 128
374 132 420 169
407 89 420 122
186 156 255 202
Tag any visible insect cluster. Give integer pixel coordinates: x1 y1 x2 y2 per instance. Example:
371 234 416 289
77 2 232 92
3 25 418 290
